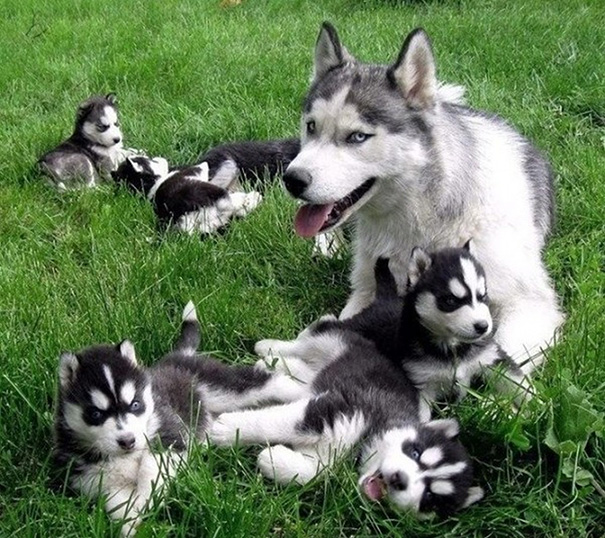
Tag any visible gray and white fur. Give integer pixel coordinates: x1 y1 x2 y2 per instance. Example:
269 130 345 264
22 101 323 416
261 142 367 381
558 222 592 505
211 285 484 517
53 302 306 535
38 93 133 190
111 156 262 235
283 22 564 372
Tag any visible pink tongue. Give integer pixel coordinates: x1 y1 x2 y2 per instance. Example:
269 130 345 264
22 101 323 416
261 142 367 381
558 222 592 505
362 475 386 501
294 203 335 238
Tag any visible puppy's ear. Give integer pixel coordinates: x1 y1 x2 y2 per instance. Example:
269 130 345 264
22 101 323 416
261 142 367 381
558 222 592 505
59 352 79 389
313 22 354 81
118 340 137 366
388 28 437 109
462 486 485 508
426 418 459 440
76 99 94 122
105 92 117 104
408 246 431 287
463 238 475 256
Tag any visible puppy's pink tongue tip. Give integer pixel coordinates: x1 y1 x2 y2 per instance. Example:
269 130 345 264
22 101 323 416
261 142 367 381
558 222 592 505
362 475 386 501
294 203 334 238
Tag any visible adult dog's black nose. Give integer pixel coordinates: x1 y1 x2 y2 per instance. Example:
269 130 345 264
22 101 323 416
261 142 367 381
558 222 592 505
283 169 310 198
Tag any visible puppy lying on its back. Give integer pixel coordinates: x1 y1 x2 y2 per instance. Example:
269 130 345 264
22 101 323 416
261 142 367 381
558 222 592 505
53 301 306 536
39 93 134 189
112 155 261 235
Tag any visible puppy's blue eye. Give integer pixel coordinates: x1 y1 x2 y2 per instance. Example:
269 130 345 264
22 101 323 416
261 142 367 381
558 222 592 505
129 400 141 412
97 124 109 133
306 121 316 135
347 132 372 144
87 407 103 421
444 296 458 307
411 448 421 461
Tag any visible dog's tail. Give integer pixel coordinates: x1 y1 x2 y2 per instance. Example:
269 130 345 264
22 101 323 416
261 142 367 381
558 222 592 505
374 257 398 299
173 301 201 354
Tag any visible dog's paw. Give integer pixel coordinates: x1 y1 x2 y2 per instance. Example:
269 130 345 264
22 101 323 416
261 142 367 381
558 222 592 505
208 413 242 446
254 339 286 357
230 191 263 217
257 445 316 485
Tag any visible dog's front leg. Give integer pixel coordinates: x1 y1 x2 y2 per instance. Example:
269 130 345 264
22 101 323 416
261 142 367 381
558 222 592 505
209 399 317 446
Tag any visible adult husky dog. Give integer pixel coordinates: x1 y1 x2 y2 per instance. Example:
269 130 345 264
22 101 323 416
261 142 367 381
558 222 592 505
284 23 563 373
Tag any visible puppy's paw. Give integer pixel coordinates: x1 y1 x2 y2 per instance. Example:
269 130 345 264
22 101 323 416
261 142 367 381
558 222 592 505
257 445 316 485
254 339 286 357
208 414 242 446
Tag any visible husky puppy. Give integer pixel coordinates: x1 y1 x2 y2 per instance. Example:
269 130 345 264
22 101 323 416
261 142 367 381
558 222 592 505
210 298 484 517
199 138 301 190
253 243 528 408
112 155 262 235
53 302 306 535
283 22 564 372
39 93 131 189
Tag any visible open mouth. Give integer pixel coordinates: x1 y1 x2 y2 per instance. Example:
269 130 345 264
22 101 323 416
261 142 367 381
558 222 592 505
294 178 376 237
361 471 386 501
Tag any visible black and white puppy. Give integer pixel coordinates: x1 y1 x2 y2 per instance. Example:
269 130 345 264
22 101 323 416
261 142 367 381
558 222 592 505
210 263 484 517
111 155 262 235
39 93 134 189
53 302 305 536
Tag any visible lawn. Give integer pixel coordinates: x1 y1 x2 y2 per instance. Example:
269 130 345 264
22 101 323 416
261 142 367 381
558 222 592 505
0 0 603 536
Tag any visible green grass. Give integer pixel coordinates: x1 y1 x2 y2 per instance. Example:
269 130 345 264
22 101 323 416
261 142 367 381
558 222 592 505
1 0 604 536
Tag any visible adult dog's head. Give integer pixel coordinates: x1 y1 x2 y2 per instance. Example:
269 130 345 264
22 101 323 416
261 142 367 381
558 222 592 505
285 23 464 238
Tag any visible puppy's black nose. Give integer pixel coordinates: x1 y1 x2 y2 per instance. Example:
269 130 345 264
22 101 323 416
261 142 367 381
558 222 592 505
388 471 408 491
113 137 122 144
117 434 136 450
283 169 310 198
474 321 489 335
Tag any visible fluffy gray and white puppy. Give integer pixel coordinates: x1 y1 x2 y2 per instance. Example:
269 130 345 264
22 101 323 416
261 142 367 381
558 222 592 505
53 302 305 536
282 22 564 372
39 93 133 189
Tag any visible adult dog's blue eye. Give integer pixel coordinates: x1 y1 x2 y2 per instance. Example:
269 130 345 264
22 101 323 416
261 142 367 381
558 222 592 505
306 120 316 135
347 132 372 144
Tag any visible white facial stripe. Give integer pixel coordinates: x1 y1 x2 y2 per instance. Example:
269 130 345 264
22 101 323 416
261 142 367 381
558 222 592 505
425 461 467 479
90 389 110 411
103 106 118 125
448 278 467 299
120 382 136 405
477 276 486 297
420 447 443 467
460 258 481 302
103 365 116 399
431 479 454 495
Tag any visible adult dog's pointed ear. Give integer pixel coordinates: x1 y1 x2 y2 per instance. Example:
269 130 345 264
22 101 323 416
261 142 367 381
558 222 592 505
388 28 437 109
313 22 354 81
